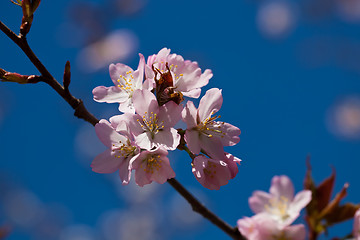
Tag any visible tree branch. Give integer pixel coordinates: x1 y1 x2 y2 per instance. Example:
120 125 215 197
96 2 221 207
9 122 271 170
167 178 245 240
0 20 99 126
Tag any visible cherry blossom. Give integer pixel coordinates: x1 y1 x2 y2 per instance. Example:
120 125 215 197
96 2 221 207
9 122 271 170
127 89 183 150
92 53 154 113
91 119 140 185
131 147 175 187
182 88 241 158
249 175 311 227
237 215 306 240
192 153 240 190
145 48 213 99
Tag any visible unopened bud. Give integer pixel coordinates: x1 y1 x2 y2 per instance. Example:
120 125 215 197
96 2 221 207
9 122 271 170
1 72 29 84
0 69 40 84
20 0 41 36
21 0 32 19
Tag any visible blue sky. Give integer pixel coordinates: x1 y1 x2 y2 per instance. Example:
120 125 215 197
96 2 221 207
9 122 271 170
0 0 360 239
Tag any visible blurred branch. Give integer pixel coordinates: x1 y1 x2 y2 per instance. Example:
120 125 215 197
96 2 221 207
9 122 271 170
0 17 244 240
168 178 245 240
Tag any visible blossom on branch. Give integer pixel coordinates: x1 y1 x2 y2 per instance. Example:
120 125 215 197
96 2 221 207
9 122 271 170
92 53 154 113
192 153 241 190
91 119 140 185
126 89 182 150
91 48 242 190
182 88 241 158
131 147 175 186
249 175 311 227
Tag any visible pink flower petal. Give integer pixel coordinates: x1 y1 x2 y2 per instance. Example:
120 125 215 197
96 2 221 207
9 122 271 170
269 175 295 201
152 128 180 150
158 100 183 128
182 101 198 129
92 86 128 103
184 130 201 155
181 88 201 98
134 132 152 150
150 156 175 184
91 149 121 173
289 190 312 213
199 134 225 159
192 156 231 190
95 119 127 148
118 98 135 113
249 191 272 214
283 224 306 240
132 89 158 117
109 63 133 86
218 122 241 146
198 88 223 122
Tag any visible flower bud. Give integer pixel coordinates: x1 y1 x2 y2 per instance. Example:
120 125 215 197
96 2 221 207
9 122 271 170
63 61 71 90
20 0 41 35
0 69 40 84
1 72 29 84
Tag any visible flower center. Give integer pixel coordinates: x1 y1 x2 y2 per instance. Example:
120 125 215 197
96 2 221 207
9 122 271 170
197 111 226 138
203 161 226 178
136 111 164 138
112 140 137 159
143 154 162 174
117 70 134 95
264 196 290 221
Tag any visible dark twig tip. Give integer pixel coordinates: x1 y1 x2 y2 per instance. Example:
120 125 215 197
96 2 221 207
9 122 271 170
63 60 71 91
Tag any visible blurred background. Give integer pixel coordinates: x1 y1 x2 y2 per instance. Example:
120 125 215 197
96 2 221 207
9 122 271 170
0 0 360 239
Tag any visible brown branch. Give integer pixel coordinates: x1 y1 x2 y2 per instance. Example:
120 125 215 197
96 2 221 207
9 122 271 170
167 178 245 240
0 19 244 239
0 20 98 126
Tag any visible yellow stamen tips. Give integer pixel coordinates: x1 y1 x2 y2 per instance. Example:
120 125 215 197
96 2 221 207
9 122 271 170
203 162 218 178
179 74 183 76
175 65 178 68
143 155 162 173
117 79 120 82
264 196 290 220
208 134 213 137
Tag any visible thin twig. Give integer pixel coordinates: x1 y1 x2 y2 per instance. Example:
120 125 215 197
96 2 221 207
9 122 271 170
0 20 99 126
0 19 244 239
167 178 244 240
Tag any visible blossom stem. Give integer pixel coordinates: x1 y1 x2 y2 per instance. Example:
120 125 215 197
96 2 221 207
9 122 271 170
167 178 245 240
0 20 99 126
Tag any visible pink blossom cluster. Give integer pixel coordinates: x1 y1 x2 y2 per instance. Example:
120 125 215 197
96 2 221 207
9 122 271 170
91 48 241 189
237 175 312 240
